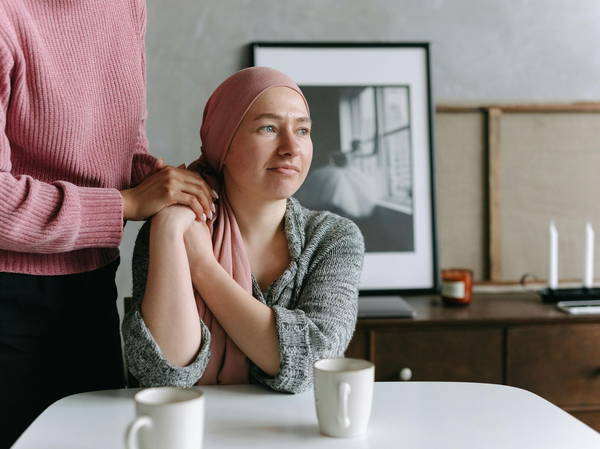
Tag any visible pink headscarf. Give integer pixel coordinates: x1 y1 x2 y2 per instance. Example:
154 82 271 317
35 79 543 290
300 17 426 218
188 67 308 384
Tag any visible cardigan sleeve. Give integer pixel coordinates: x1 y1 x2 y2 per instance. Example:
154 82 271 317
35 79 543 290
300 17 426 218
122 221 212 387
250 218 365 394
0 34 124 254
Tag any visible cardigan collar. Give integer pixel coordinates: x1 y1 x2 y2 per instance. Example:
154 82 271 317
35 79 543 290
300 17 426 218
283 196 306 261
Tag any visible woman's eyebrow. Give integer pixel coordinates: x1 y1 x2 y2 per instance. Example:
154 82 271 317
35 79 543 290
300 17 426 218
253 113 312 123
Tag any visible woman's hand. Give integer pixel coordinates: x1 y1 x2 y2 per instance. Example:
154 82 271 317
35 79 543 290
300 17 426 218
152 205 197 237
120 161 218 221
183 220 217 269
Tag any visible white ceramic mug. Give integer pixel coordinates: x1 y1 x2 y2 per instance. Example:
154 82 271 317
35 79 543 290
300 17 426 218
313 357 375 438
125 387 204 449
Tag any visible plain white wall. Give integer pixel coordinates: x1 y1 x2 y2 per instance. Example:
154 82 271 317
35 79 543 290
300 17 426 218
115 0 600 306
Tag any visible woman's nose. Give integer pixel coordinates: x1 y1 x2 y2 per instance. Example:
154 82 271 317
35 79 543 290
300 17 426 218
277 128 301 156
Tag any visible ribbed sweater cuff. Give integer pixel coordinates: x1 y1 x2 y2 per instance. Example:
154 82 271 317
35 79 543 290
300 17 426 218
75 187 124 248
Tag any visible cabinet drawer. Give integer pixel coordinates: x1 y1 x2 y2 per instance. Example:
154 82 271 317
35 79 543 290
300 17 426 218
507 324 600 407
373 327 503 382
345 329 368 360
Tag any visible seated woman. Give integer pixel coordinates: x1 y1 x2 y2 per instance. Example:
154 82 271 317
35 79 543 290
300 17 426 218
122 67 365 393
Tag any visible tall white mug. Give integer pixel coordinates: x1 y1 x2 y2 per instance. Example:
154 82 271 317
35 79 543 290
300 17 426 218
125 387 204 449
313 357 375 438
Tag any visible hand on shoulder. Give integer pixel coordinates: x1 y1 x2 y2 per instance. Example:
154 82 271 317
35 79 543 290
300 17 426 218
121 160 217 221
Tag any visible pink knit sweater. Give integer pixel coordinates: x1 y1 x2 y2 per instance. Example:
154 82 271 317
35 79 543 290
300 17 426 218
0 0 157 275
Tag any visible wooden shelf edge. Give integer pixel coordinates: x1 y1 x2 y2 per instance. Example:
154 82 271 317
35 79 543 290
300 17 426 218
563 404 600 413
437 102 600 113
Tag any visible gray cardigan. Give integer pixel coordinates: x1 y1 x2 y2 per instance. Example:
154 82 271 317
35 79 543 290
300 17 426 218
122 197 365 394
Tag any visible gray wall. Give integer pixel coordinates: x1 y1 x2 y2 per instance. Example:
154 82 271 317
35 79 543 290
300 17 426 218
116 0 600 303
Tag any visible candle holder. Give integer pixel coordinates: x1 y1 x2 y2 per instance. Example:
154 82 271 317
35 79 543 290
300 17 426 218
539 287 600 303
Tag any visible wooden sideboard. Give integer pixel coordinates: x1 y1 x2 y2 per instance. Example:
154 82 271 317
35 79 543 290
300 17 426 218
345 293 600 431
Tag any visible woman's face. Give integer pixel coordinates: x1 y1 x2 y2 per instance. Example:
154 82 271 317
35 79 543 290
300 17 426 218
223 86 313 201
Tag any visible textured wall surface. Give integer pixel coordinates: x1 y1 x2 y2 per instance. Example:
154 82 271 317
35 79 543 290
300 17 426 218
116 0 600 301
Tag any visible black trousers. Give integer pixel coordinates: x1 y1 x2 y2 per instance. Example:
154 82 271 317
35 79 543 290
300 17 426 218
0 260 125 448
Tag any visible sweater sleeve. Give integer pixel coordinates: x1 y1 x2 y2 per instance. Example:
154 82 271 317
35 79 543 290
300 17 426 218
0 40 124 254
250 219 365 394
122 221 212 387
129 0 158 188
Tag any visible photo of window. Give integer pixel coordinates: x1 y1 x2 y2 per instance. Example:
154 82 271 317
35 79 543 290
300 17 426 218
295 85 414 252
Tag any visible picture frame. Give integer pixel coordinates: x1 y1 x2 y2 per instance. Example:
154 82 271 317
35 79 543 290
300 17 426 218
251 42 439 294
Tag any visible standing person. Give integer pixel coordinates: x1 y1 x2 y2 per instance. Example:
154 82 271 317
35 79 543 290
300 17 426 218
123 67 365 392
0 1 216 447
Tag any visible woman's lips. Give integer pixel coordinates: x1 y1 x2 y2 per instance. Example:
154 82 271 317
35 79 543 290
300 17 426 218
268 166 299 175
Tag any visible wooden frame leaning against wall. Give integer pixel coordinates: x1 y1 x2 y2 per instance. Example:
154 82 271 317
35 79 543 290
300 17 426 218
437 102 600 284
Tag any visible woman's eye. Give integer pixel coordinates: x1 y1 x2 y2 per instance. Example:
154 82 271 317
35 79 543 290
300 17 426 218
260 125 276 133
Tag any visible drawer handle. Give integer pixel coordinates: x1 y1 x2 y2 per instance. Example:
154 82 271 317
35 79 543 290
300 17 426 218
399 367 413 381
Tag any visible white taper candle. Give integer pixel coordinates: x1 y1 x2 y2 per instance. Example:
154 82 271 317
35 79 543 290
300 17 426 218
584 222 594 288
549 220 558 290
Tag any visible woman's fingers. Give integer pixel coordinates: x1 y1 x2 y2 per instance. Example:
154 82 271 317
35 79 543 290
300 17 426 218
181 183 215 219
162 173 214 219
162 166 216 210
122 163 219 221
175 192 206 222
183 179 215 212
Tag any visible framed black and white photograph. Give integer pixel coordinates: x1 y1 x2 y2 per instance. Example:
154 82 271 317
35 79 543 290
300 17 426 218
251 43 438 294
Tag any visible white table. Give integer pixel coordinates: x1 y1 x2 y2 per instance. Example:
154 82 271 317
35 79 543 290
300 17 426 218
12 382 600 448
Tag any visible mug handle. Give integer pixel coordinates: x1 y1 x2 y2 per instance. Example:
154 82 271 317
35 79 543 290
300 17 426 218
337 382 351 428
125 415 153 449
